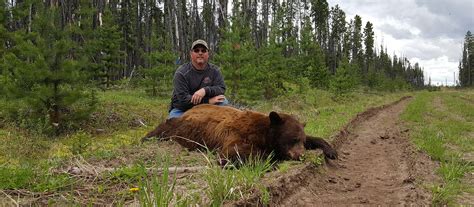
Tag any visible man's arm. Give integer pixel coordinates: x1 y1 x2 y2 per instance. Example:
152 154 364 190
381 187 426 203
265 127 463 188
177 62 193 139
204 68 226 97
173 71 194 110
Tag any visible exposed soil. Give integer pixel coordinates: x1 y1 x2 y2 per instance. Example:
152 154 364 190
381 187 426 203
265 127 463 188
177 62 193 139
234 97 440 206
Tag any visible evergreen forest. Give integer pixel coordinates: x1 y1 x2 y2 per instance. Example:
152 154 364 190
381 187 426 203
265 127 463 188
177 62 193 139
0 0 443 135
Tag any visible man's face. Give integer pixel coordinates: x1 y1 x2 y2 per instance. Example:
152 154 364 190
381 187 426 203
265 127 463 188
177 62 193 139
190 45 209 66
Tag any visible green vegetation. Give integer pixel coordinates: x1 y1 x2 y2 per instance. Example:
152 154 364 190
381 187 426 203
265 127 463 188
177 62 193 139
0 0 428 138
1 88 473 205
0 88 413 205
402 90 474 205
1 88 472 205
203 154 274 206
137 157 180 207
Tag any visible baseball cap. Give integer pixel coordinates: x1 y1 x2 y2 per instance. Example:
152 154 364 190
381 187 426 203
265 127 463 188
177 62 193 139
191 39 209 50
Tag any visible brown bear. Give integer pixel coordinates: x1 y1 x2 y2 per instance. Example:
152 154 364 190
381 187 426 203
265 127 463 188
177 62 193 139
142 104 337 162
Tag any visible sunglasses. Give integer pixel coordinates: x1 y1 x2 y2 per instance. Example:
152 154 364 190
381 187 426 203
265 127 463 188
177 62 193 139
192 48 208 53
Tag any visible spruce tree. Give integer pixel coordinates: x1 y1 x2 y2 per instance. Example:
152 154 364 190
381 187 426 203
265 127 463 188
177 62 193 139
257 40 285 100
310 0 329 50
142 36 176 97
0 0 7 97
470 31 474 86
1 3 96 135
363 21 375 82
329 57 359 97
0 0 6 57
215 1 256 102
459 31 473 87
299 15 329 89
351 15 364 68
327 5 346 74
261 2 289 99
93 8 125 88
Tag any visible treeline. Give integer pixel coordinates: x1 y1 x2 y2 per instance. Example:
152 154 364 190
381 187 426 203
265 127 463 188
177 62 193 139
459 31 473 87
0 0 425 134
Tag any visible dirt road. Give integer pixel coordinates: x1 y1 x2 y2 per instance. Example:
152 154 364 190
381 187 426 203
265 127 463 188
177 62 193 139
241 97 439 206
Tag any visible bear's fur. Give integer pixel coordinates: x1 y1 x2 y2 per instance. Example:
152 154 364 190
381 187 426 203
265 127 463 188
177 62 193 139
143 104 337 162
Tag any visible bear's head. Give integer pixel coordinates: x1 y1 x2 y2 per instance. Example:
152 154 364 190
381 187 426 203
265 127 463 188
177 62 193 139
269 112 306 160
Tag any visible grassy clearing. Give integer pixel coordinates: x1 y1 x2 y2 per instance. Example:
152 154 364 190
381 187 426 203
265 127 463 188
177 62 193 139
0 88 412 205
401 89 474 205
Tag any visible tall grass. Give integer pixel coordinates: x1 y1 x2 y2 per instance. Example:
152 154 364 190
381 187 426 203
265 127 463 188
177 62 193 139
135 152 274 206
402 91 474 205
203 153 274 206
137 157 178 207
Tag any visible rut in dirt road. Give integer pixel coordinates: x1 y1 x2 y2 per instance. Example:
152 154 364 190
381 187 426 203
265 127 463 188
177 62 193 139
275 97 438 206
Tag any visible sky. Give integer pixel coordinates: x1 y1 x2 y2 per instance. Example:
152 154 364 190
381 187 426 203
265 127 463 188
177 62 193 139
327 0 473 86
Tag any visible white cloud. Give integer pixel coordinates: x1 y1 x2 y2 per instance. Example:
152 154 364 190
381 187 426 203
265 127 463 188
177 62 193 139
410 56 459 86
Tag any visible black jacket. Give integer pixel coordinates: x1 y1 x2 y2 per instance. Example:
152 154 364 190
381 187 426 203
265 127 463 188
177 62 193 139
170 62 226 111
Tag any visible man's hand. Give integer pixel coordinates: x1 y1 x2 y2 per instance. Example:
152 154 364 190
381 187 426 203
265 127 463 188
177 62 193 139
209 95 226 105
191 88 206 105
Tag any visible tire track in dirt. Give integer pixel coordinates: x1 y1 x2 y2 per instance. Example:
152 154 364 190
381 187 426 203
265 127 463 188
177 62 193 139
233 97 439 206
274 97 438 206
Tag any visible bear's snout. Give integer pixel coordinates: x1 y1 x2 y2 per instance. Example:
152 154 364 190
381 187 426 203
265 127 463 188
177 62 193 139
286 144 305 160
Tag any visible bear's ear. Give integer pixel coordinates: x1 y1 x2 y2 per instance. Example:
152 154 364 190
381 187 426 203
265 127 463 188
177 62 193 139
269 111 283 125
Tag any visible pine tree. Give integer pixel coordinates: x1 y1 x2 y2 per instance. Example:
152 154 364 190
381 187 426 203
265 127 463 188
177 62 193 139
142 36 176 96
310 0 329 50
1 2 96 135
329 57 359 97
0 0 8 87
257 40 286 100
343 19 352 60
363 21 374 81
215 1 257 102
459 31 473 87
94 8 125 88
258 0 270 48
252 1 287 100
351 15 363 68
284 1 299 57
118 0 141 79
470 31 474 86
0 0 6 57
299 15 329 89
328 5 346 74
190 0 203 47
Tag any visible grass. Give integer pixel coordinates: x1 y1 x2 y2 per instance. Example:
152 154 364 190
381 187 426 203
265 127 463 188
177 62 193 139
137 157 180 207
0 165 35 189
2 87 470 205
202 153 274 206
254 89 409 137
401 90 474 205
134 152 274 206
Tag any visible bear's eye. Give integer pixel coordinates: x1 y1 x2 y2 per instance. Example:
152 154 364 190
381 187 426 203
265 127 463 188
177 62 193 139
292 138 299 143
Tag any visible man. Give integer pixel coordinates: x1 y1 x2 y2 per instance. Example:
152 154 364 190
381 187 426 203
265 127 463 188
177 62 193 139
168 39 227 119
